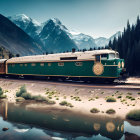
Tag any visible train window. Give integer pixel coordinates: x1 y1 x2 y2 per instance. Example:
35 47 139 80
109 53 115 59
48 63 51 66
24 64 27 67
95 55 100 62
31 63 36 66
75 62 83 66
40 63 44 66
60 57 77 60
101 54 108 59
58 62 64 66
20 64 23 67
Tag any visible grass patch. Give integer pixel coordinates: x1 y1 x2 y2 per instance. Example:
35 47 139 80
90 108 100 113
138 92 140 95
106 97 116 102
59 101 73 107
106 109 116 114
126 110 140 121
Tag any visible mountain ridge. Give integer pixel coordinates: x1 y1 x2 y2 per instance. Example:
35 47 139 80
6 14 122 54
0 14 44 56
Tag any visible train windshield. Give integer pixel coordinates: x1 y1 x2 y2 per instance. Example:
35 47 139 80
108 53 119 59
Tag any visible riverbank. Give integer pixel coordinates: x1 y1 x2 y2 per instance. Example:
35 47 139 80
0 78 140 119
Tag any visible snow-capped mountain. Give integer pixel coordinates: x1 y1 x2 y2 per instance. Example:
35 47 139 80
69 33 97 50
8 14 97 52
8 14 42 38
95 31 121 47
109 31 121 41
38 18 78 53
8 14 121 52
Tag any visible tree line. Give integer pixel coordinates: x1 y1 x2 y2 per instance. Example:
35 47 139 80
107 16 140 76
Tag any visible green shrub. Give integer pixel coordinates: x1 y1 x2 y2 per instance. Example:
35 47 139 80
0 87 6 99
16 97 25 102
138 92 140 95
46 100 56 104
126 96 132 99
100 92 104 94
72 96 81 101
32 95 46 101
0 87 3 96
117 96 122 98
59 101 68 106
59 101 73 107
0 94 7 99
126 110 140 121
16 85 27 97
16 85 32 100
106 109 116 114
21 92 32 100
106 97 116 102
90 108 100 113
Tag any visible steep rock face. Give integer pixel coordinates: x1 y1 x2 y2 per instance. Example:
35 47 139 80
0 14 43 56
38 18 78 53
8 14 42 38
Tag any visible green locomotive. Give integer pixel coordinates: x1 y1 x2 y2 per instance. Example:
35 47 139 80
0 49 125 82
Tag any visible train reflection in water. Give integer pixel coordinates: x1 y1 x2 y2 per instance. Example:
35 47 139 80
0 101 125 140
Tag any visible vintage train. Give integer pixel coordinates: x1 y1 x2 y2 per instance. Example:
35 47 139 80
0 49 125 82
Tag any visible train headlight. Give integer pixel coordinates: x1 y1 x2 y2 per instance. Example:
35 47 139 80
122 62 124 68
118 62 121 68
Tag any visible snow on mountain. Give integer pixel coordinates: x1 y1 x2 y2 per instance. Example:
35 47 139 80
69 33 97 50
8 14 42 38
94 37 109 47
95 31 122 47
8 14 121 52
38 18 77 53
109 31 121 41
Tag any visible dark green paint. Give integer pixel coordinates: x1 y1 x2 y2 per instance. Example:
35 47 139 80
7 59 124 78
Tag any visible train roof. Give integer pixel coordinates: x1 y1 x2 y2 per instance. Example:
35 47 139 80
0 59 7 63
7 49 117 63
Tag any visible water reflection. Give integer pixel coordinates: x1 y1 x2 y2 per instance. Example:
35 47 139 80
0 100 139 140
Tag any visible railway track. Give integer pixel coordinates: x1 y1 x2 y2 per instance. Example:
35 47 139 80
0 77 140 90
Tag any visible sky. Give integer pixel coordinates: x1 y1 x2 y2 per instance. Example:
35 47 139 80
0 0 140 38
